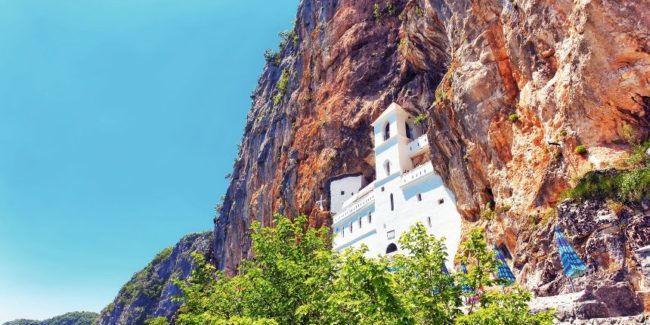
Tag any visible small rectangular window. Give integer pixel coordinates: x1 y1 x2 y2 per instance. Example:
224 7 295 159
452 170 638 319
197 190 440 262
368 213 372 224
387 230 395 240
358 218 362 228
341 191 345 195
427 216 432 227
438 198 445 205
349 223 353 233
417 193 422 201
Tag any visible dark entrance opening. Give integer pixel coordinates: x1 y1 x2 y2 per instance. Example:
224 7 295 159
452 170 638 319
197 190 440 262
386 243 398 254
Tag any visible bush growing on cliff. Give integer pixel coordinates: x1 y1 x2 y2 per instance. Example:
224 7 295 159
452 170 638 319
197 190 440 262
273 68 291 106
567 166 650 203
373 3 382 22
414 113 428 125
627 140 650 167
171 215 552 324
263 49 281 65
574 144 588 155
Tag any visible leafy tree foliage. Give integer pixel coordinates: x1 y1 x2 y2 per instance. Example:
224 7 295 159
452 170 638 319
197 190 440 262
168 215 553 325
393 224 461 324
456 289 554 325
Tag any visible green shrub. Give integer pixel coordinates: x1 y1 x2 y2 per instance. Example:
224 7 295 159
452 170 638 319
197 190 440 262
456 289 555 325
373 3 382 21
508 114 518 123
414 113 428 125
386 1 396 16
146 317 170 325
621 124 639 145
567 166 650 202
574 145 588 155
434 90 446 105
152 246 173 264
273 68 291 106
627 141 650 167
619 166 650 201
414 4 424 17
263 49 280 65
481 209 495 221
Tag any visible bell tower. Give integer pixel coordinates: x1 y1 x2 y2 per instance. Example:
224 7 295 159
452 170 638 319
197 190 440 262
371 103 416 180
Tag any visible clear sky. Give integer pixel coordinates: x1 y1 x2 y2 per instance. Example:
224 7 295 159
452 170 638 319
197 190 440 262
0 0 298 322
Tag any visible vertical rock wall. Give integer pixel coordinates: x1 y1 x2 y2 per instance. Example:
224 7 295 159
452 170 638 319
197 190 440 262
213 0 650 319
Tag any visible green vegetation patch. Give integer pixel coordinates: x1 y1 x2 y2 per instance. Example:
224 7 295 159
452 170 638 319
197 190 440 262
574 144 588 155
566 166 650 202
167 215 553 325
414 113 428 125
117 246 174 305
273 68 291 107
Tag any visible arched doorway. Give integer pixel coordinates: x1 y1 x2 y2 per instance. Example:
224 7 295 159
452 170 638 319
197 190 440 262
386 243 398 254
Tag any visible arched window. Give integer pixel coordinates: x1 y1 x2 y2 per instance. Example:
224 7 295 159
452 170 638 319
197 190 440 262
358 218 362 228
349 223 353 233
383 122 390 141
384 160 391 176
406 122 414 140
386 243 398 254
390 193 394 211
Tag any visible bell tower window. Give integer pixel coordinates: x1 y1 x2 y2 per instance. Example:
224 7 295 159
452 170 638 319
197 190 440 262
383 122 390 141
406 122 414 140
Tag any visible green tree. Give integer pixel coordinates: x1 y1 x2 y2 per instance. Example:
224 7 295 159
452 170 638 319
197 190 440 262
173 215 553 324
309 247 412 325
175 214 334 324
456 228 502 309
456 289 554 325
393 223 461 324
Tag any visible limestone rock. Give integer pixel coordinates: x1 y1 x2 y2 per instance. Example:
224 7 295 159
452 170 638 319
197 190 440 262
96 232 212 325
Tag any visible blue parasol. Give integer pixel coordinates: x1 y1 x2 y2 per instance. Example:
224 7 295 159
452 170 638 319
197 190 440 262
493 246 516 284
554 225 587 279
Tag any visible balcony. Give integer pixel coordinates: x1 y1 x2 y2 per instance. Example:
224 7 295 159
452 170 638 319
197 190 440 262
400 161 435 187
407 135 430 157
341 181 375 209
333 191 375 225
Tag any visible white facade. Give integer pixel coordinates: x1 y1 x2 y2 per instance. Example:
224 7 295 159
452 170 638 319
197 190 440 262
329 174 365 214
331 103 462 269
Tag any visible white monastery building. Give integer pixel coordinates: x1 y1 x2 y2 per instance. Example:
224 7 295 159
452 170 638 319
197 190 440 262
329 103 462 269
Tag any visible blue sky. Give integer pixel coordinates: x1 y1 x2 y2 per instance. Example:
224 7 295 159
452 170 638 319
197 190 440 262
0 0 298 322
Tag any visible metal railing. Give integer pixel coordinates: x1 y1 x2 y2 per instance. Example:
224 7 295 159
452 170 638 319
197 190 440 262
400 161 434 186
333 192 375 224
407 134 429 156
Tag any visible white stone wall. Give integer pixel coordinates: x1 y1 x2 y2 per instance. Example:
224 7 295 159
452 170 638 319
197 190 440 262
329 175 365 214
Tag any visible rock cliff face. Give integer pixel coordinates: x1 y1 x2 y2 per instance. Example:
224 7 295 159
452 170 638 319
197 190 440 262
97 233 212 325
214 0 650 319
